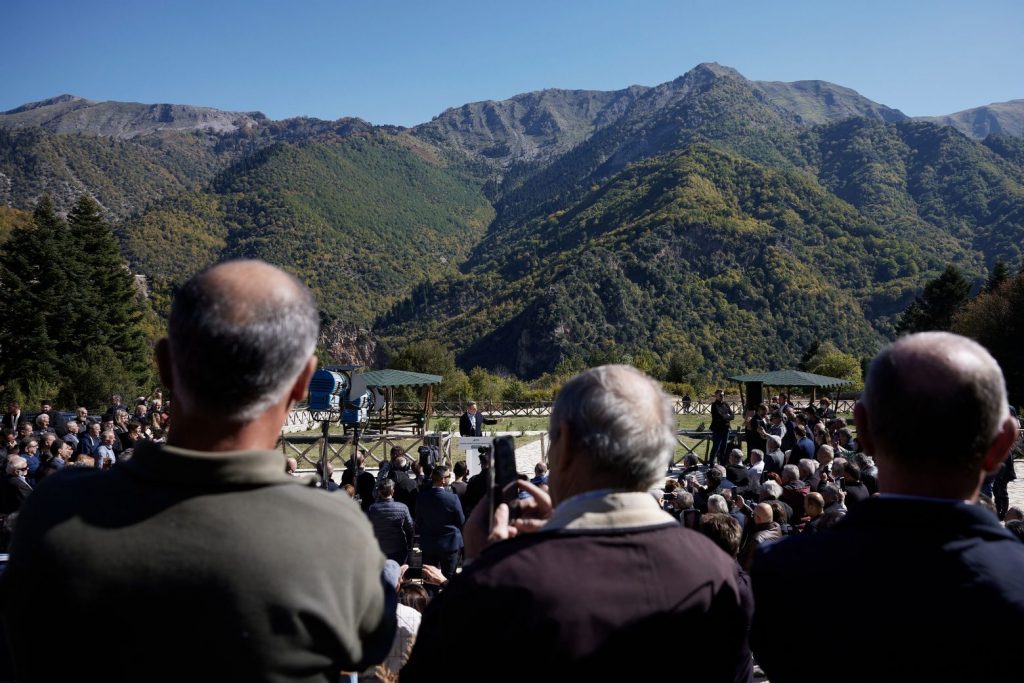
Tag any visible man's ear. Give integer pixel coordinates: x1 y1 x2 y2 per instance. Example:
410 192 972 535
155 338 174 391
853 401 874 457
288 356 318 404
980 416 1018 474
549 420 571 473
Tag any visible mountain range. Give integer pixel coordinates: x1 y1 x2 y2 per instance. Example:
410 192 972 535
1 63 1022 378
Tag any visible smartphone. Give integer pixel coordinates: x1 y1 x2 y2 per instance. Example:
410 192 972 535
487 436 519 533
406 547 423 580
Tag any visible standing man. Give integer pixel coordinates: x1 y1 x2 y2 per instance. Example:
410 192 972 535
459 401 496 437
1 402 22 431
709 389 734 467
39 400 68 438
368 479 415 565
751 332 1024 682
403 366 749 681
415 466 465 579
2 260 395 681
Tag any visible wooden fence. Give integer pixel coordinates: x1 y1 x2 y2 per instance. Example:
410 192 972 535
378 398 859 418
277 431 454 469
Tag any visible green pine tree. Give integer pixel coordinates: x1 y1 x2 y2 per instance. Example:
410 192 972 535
895 265 972 335
0 197 74 403
986 259 1011 292
64 196 155 404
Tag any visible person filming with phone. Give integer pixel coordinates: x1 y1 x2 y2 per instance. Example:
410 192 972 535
402 365 750 682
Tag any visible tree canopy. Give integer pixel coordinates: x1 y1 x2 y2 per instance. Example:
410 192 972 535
0 196 156 407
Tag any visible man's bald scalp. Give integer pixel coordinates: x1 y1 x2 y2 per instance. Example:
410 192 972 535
168 260 319 422
862 332 1009 471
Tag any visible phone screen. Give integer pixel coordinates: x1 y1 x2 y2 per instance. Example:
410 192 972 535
487 436 518 533
406 548 423 580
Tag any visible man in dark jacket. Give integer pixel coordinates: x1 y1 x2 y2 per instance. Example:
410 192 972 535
709 389 734 466
792 425 816 464
0 403 22 432
368 479 414 564
0 456 32 514
458 401 496 437
415 466 465 579
403 366 750 682
389 455 420 517
342 453 377 511
751 332 1024 682
39 400 68 438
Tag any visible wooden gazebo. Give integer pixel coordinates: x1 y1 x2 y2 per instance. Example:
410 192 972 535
727 369 852 411
360 369 444 434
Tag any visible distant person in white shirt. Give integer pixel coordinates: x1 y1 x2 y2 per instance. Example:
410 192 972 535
97 430 118 468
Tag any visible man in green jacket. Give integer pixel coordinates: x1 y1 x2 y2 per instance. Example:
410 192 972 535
2 260 395 682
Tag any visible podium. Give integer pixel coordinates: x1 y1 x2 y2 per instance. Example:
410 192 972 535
459 436 493 477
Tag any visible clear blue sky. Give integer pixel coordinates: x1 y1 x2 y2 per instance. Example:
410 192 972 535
3 0 1022 127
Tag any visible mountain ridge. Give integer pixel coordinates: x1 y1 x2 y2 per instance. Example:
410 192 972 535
2 63 1022 380
4 63 1018 142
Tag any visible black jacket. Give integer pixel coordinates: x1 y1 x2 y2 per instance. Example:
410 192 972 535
403 522 749 682
752 498 1024 682
710 400 734 432
458 412 496 437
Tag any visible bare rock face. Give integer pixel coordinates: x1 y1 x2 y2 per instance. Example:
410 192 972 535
0 95 267 138
915 100 1024 139
321 325 382 368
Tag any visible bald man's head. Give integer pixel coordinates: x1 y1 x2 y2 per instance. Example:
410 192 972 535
165 260 319 422
860 332 1009 475
754 503 774 525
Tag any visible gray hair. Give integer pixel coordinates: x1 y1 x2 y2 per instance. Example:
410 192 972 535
762 480 783 500
168 260 319 422
728 448 744 464
707 494 728 514
782 464 800 483
549 365 676 491
863 332 1009 471
6 455 26 476
854 452 874 469
766 434 782 450
749 449 764 463
822 483 843 505
798 459 818 479
675 490 695 510
817 444 835 463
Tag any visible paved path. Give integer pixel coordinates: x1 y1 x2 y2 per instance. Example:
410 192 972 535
1008 460 1024 510
509 435 547 476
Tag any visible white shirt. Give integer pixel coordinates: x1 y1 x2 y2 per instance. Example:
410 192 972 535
97 445 117 468
747 461 765 491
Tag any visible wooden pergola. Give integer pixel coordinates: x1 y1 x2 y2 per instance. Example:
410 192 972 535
728 369 853 411
360 369 444 434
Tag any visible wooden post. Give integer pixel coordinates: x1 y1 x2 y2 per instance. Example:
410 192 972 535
423 384 434 434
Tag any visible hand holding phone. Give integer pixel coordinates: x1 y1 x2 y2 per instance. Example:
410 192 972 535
487 436 519 534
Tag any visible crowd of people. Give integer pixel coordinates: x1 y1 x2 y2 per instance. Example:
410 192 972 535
0 259 1022 683
0 395 170 519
